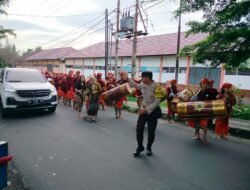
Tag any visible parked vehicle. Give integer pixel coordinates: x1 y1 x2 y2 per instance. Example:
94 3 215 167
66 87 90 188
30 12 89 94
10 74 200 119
0 68 57 117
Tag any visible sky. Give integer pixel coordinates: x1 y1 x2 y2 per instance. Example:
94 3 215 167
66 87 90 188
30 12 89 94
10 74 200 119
0 0 203 53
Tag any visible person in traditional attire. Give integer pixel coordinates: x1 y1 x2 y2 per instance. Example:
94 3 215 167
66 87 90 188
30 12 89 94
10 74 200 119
106 72 117 91
114 71 128 119
66 70 75 107
128 71 163 157
208 80 219 100
60 74 68 106
57 74 64 101
166 79 178 123
132 78 143 108
74 75 86 114
215 83 236 139
96 73 107 110
189 78 213 144
207 80 219 129
85 76 102 122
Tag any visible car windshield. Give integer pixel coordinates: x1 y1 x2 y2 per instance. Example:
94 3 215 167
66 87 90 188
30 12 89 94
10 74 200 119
5 70 47 83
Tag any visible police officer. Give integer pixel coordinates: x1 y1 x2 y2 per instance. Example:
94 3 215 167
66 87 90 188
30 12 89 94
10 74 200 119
128 71 162 157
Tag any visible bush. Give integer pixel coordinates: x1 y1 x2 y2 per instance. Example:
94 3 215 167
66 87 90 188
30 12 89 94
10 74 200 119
231 105 250 120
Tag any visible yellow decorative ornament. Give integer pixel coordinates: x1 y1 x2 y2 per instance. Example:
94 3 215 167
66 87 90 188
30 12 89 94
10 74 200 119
194 101 206 112
155 84 167 102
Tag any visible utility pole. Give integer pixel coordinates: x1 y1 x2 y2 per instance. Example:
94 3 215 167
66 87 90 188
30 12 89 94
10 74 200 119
109 23 113 70
131 0 139 79
114 0 120 80
105 9 109 78
175 0 182 82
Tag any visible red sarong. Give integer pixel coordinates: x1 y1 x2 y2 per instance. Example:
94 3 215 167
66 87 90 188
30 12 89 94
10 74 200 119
215 116 229 136
115 96 127 109
188 119 208 128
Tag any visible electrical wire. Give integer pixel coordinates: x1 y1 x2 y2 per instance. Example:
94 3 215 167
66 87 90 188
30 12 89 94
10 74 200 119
39 13 104 47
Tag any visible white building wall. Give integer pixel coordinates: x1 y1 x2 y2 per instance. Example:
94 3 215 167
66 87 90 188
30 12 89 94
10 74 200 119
224 75 250 90
161 56 187 84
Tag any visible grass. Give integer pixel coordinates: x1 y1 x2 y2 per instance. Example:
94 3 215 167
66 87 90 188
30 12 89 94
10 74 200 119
127 95 167 108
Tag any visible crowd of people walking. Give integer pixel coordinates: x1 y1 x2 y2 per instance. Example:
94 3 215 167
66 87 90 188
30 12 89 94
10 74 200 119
43 70 236 155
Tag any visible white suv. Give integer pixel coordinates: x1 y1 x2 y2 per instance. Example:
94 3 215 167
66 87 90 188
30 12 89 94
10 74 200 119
0 68 58 117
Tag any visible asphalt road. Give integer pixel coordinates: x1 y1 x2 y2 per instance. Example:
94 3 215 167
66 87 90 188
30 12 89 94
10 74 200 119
0 105 250 190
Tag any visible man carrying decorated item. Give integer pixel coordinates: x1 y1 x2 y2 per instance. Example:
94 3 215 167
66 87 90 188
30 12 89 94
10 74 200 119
215 83 236 139
74 75 86 115
66 70 75 107
96 73 107 110
189 78 213 144
115 71 128 119
128 71 163 157
207 80 219 129
106 72 117 91
208 80 219 100
166 79 178 123
85 76 102 122
133 78 143 108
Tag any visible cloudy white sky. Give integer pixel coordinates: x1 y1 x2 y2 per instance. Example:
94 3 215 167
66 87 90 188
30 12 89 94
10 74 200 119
1 0 202 53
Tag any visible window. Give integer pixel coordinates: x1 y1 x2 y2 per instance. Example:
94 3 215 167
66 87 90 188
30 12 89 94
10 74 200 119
238 70 250 76
170 67 175 73
179 67 187 73
66 65 73 68
225 70 237 75
5 70 46 83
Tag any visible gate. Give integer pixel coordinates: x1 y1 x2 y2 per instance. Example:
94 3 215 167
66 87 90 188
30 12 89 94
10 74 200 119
188 67 221 87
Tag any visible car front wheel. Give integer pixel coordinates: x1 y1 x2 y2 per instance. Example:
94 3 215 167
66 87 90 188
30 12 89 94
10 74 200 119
0 98 9 117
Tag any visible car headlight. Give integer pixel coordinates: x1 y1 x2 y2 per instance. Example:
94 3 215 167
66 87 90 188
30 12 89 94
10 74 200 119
4 88 16 92
50 86 56 92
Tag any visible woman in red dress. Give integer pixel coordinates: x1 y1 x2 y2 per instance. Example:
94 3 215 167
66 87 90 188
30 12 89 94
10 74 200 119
66 70 75 107
215 83 236 139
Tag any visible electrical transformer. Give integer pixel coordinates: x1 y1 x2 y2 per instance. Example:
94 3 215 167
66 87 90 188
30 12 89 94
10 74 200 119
120 16 134 31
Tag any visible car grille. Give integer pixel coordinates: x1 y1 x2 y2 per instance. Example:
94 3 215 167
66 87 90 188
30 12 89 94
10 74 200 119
16 90 51 98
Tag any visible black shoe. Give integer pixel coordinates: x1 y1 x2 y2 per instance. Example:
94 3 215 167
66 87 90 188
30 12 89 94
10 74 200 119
146 147 153 156
133 146 145 157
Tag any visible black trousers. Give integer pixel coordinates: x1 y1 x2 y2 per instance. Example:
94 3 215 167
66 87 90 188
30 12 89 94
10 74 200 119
136 108 160 149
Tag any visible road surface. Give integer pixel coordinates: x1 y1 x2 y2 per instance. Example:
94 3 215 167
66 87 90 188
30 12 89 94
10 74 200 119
0 105 250 190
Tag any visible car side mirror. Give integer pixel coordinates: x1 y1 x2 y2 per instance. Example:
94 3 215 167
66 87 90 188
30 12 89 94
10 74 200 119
47 78 53 83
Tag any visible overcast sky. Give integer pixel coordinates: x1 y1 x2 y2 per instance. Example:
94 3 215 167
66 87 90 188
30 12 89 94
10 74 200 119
1 0 203 52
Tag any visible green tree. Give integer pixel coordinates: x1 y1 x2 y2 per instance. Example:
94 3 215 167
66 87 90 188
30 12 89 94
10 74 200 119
0 41 20 67
178 0 250 68
0 0 15 39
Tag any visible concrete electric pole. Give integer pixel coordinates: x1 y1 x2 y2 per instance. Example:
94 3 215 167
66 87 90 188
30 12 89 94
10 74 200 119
175 0 182 82
131 0 139 79
114 0 120 80
105 9 109 78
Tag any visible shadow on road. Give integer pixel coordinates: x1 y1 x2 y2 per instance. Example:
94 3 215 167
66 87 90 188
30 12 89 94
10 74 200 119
0 110 54 120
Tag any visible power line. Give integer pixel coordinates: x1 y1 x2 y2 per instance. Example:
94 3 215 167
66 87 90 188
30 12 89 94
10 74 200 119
55 11 115 48
8 12 103 18
38 13 104 47
36 13 112 59
61 16 106 48
45 0 73 16
40 0 63 16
